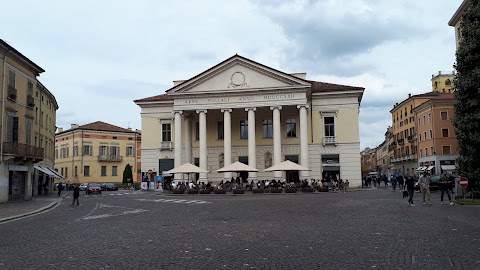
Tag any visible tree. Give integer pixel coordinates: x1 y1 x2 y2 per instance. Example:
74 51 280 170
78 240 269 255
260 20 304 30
453 0 480 191
123 164 133 184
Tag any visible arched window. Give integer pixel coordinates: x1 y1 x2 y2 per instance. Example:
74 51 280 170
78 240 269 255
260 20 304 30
434 81 438 89
445 79 451 86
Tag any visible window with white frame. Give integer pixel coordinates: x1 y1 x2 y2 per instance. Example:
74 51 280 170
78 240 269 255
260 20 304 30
162 123 172 142
8 70 15 87
84 166 90 176
324 117 335 137
442 145 451 155
101 166 107 176
441 111 448 120
263 119 272 138
99 145 108 156
83 145 92 156
442 128 449 137
112 166 118 176
126 146 134 156
240 120 248 139
286 117 296 138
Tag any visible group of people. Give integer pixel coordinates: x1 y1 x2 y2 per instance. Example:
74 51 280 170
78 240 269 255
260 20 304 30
394 172 454 206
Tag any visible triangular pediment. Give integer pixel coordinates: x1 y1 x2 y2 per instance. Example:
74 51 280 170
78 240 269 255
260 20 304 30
167 55 310 95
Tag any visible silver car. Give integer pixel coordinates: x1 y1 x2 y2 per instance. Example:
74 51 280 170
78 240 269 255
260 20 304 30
79 183 89 191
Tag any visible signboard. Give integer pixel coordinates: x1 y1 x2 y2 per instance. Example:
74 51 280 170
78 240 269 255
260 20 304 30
141 182 148 190
155 175 163 182
459 177 468 188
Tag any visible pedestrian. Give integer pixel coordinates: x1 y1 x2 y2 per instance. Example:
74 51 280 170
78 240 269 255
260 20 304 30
43 182 48 195
405 174 415 206
72 184 80 206
345 179 349 192
440 173 454 205
391 176 397 191
418 172 431 205
57 182 64 197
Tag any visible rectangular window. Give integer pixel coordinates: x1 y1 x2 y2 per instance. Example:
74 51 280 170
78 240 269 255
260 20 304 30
162 123 172 142
442 146 451 155
441 111 448 120
73 145 79 156
430 130 433 139
40 111 43 126
442 128 449 137
262 119 273 138
55 149 58 159
423 116 425 125
61 168 64 176
112 166 118 176
27 81 33 96
126 146 134 156
428 113 431 123
420 149 423 157
431 146 434 155
26 118 33 145
425 148 428 156
74 166 78 177
101 166 107 176
8 70 15 87
419 133 422 141
195 122 199 141
240 120 248 139
99 145 108 156
324 117 335 136
286 117 296 138
110 146 119 157
217 121 224 140
83 145 92 156
84 166 90 176
424 132 427 140
6 112 19 143
65 167 68 178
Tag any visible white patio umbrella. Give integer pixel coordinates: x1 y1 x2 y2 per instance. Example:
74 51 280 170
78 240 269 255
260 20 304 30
164 163 209 183
216 161 259 172
264 160 310 172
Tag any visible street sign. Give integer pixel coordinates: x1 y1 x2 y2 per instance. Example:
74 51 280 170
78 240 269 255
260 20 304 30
459 177 468 188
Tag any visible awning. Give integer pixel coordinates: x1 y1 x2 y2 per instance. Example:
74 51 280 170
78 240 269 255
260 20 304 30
34 165 54 176
426 165 435 171
46 168 64 178
441 165 456 171
415 166 424 171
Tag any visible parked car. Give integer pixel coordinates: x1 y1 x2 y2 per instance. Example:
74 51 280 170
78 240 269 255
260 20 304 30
86 183 102 194
101 183 118 191
79 183 89 191
414 175 440 191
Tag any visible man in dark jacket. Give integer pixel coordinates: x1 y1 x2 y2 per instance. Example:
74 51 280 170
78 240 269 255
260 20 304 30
72 184 80 206
440 173 454 205
405 174 416 206
57 182 64 197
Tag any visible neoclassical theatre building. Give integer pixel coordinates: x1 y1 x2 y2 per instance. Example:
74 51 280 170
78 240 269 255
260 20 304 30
135 55 364 187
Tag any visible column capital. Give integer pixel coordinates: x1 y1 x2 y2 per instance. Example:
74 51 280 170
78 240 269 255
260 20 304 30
196 109 208 114
245 107 256 112
221 108 232 113
297 104 309 109
173 110 183 115
270 106 282 111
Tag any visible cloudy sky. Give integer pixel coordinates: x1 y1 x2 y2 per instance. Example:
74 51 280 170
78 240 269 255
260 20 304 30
2 0 461 149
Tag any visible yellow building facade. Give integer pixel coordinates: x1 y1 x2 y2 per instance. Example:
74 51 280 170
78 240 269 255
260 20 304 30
431 71 455 93
135 55 365 187
0 39 59 203
54 122 141 185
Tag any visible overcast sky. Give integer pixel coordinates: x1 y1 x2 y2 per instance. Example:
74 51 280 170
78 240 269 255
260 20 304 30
2 0 461 149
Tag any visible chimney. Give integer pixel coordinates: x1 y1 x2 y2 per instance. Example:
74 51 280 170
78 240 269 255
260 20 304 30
128 127 132 131
408 93 411 98
173 80 186 86
71 124 79 129
290 73 307 80
57 127 63 133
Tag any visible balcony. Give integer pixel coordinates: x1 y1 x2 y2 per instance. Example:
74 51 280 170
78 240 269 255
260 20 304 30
8 85 17 100
160 141 173 150
2 142 44 161
97 155 123 162
408 135 416 142
323 136 337 145
397 138 405 145
26 95 35 108
390 141 397 146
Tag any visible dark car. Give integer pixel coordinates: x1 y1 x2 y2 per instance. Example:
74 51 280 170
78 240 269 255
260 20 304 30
86 183 102 194
414 175 440 191
102 183 118 191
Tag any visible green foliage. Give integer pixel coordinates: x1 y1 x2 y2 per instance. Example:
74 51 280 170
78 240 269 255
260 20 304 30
123 163 133 184
453 0 480 191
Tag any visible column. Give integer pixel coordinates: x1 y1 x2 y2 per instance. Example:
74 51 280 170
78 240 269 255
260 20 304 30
246 107 257 181
184 115 192 164
221 109 232 180
298 104 310 179
25 164 33 200
197 110 208 183
271 106 282 180
173 110 183 181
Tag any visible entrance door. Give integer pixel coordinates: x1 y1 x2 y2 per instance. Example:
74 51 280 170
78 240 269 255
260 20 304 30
285 155 299 183
9 171 25 201
238 156 249 183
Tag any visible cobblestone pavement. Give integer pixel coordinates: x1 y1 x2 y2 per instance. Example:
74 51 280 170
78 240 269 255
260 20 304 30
0 188 479 270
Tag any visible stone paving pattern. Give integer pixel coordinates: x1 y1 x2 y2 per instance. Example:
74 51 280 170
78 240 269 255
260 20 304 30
0 188 479 270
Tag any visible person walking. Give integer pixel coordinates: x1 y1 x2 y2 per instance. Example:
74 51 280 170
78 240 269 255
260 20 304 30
72 184 80 206
440 173 454 205
405 174 415 206
57 182 64 197
418 172 431 205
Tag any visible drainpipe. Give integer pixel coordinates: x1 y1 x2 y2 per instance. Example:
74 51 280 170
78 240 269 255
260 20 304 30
1 50 10 164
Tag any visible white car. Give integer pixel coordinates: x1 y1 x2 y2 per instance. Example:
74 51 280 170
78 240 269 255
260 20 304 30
79 183 89 191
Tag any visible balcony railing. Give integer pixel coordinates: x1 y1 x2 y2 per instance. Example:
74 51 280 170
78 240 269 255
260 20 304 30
2 142 44 160
8 85 17 100
160 141 173 150
408 135 416 142
323 136 337 145
26 95 35 108
390 141 397 146
397 138 405 145
97 155 123 162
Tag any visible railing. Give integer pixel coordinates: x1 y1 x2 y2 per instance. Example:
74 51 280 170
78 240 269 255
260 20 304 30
160 141 173 149
8 85 17 100
97 155 123 162
408 135 416 142
323 136 337 145
390 141 397 146
2 142 44 160
26 95 35 108
397 138 405 145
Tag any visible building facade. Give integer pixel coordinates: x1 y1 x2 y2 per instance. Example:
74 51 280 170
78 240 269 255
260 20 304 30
448 0 469 49
0 39 59 203
135 55 365 187
415 93 458 175
54 122 141 185
431 71 455 93
376 127 392 176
